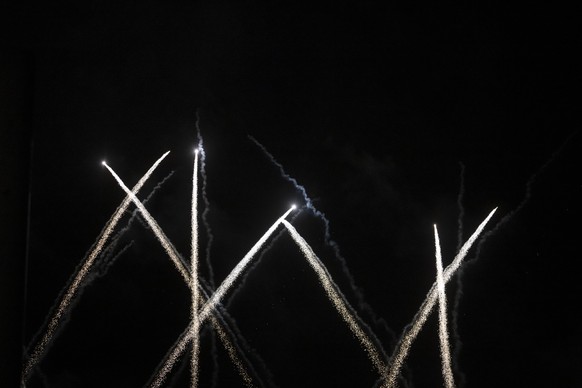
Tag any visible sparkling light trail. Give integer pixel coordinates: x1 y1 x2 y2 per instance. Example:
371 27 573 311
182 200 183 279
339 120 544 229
149 206 295 388
282 220 387 375
191 148 201 388
382 208 497 388
434 224 455 388
21 151 170 386
102 162 190 283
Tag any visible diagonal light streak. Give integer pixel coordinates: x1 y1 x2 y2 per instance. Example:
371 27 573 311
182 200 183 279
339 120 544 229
105 159 294 387
282 219 387 374
21 151 170 385
382 208 497 388
149 206 295 388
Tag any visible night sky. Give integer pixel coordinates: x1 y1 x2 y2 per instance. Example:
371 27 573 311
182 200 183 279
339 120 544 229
1 2 581 388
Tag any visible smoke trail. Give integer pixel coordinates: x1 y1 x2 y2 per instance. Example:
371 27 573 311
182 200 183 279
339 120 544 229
103 162 190 284
195 113 220 387
282 220 387 375
472 133 574 262
21 152 170 385
382 208 497 388
434 225 455 388
451 162 467 388
191 149 201 388
195 114 216 289
248 137 397 343
149 207 294 387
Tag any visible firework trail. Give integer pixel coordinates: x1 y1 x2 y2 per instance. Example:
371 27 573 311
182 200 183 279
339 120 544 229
210 312 256 388
473 133 574 262
90 171 175 281
191 149 201 388
199 275 276 388
149 206 294 387
434 225 455 388
248 137 397 344
103 157 276 387
382 207 497 388
195 115 216 289
195 114 220 387
451 162 467 388
21 151 170 385
198 206 294 323
282 220 387 375
146 280 259 388
103 162 190 283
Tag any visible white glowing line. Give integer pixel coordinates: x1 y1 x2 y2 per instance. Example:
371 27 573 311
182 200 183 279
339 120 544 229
382 208 497 388
22 152 170 384
150 206 295 388
209 314 255 388
191 151 201 388
198 207 294 322
103 162 190 283
282 220 386 374
102 158 277 388
434 225 455 388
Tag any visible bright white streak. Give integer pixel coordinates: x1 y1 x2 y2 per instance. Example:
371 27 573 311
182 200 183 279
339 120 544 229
383 208 497 388
434 225 455 388
103 159 266 388
150 207 294 388
209 314 255 388
103 162 190 283
22 151 170 385
191 151 200 388
282 220 386 374
198 206 294 323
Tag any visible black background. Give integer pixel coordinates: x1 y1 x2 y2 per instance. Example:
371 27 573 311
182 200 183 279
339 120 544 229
1 2 580 388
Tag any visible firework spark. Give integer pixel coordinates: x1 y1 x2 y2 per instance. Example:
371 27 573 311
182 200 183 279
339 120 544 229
383 208 497 388
149 206 295 387
21 151 170 385
283 220 387 375
434 224 455 388
191 148 201 388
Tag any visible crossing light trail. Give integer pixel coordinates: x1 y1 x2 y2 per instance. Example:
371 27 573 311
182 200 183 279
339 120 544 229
382 208 497 388
103 159 268 386
149 206 295 388
434 225 455 388
102 162 190 283
99 155 287 387
21 151 170 386
282 220 387 375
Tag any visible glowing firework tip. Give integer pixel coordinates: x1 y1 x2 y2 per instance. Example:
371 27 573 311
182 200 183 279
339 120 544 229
101 160 106 166
291 203 297 210
194 148 199 154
